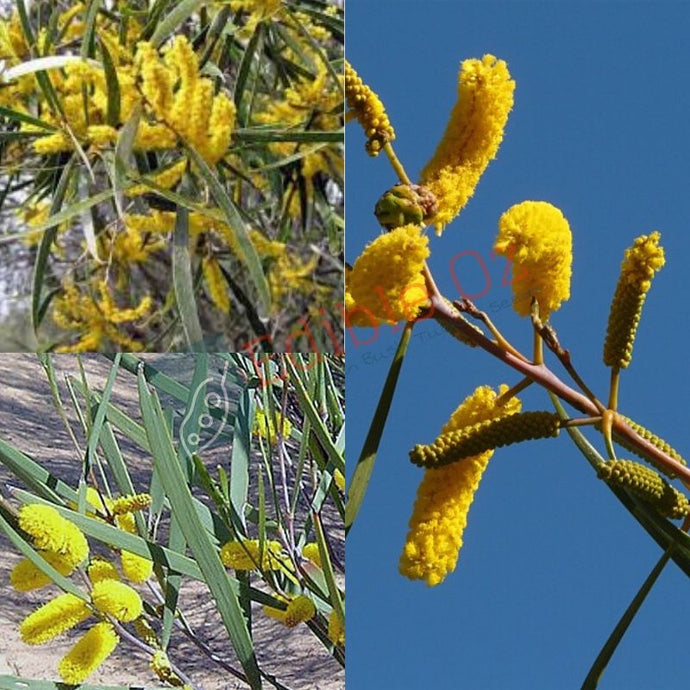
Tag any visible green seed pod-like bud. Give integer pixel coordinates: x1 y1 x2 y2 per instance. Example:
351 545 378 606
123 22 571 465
603 232 664 369
612 415 686 479
598 459 690 520
410 411 560 469
374 184 438 230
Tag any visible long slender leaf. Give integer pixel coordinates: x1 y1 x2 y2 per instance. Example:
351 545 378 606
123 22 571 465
0 676 166 690
150 0 205 47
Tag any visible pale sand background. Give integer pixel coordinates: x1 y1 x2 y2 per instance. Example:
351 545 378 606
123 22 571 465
0 354 344 690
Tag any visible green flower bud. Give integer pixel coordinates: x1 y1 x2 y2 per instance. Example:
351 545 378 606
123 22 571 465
374 184 438 230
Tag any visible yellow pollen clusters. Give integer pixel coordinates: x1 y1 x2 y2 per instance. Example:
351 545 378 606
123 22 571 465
20 593 92 645
253 409 292 443
202 256 231 314
18 504 89 569
327 610 345 647
136 37 236 164
420 55 515 234
399 385 521 586
603 232 665 369
494 201 573 318
127 158 188 197
345 60 395 156
113 511 154 583
220 539 286 571
111 493 152 516
264 595 316 628
347 224 430 323
58 622 120 685
91 579 143 622
10 552 76 592
87 559 121 585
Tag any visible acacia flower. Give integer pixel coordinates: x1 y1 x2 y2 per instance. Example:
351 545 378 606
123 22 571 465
327 610 345 647
20 593 92 645
87 559 121 585
121 551 153 584
18 504 89 568
111 493 152 516
603 232 664 369
345 60 395 156
253 409 292 443
420 55 515 234
58 622 119 685
202 256 231 314
10 552 76 592
347 224 430 323
220 539 286 571
399 385 521 586
91 579 143 622
264 595 316 628
493 201 572 318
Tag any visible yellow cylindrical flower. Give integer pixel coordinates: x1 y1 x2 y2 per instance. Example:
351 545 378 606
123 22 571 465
400 385 521 586
603 232 665 369
494 201 573 318
203 256 231 313
344 60 395 156
18 504 89 568
10 552 76 592
252 409 292 443
284 595 316 628
58 622 119 685
87 559 121 584
20 593 92 645
420 55 515 234
111 493 152 516
220 539 286 571
327 609 345 647
91 579 143 622
348 224 430 323
121 550 154 583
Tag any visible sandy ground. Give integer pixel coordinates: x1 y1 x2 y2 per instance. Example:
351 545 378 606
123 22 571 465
0 354 344 690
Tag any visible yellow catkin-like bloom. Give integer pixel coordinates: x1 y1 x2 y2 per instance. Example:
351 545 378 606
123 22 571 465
603 232 665 369
220 539 285 571
33 132 72 155
87 125 119 147
284 596 316 627
88 559 121 584
111 493 152 516
410 411 560 469
493 201 573 318
598 459 690 520
20 593 92 645
58 622 119 685
202 256 231 313
345 266 383 329
18 504 89 568
302 542 321 568
344 60 395 156
121 551 154 584
127 158 187 196
327 610 345 647
10 552 76 592
400 385 521 586
91 579 143 622
150 649 183 684
253 409 292 443
420 55 515 234
348 224 430 323
133 617 158 648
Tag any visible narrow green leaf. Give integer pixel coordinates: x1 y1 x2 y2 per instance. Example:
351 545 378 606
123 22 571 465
0 105 58 130
86 355 121 471
345 323 413 532
80 0 103 58
235 128 343 144
0 676 166 690
172 199 205 350
230 387 253 533
185 145 271 316
313 511 344 624
99 36 121 126
136 373 263 689
150 0 205 48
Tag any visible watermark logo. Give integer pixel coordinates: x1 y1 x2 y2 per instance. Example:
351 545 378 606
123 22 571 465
180 360 233 457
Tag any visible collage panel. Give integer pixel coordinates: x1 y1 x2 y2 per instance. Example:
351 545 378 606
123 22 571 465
345 1 690 689
0 0 343 353
0 353 344 688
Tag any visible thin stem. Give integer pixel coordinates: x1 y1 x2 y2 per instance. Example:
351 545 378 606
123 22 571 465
533 328 544 364
608 368 620 411
495 376 533 405
383 142 412 185
581 546 674 690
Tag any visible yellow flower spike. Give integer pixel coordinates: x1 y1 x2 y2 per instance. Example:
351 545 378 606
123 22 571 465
598 459 690 520
87 559 121 584
18 504 89 568
327 610 345 647
284 596 316 628
420 55 515 234
400 385 521 586
345 266 383 329
252 409 292 443
348 224 430 323
91 579 143 622
410 410 560 469
20 593 92 645
33 132 72 155
220 539 285 571
87 125 119 148
127 158 187 197
10 552 76 592
344 60 395 156
603 232 665 370
493 201 573 319
150 649 183 684
58 622 119 685
121 551 154 584
111 493 152 516
202 256 231 314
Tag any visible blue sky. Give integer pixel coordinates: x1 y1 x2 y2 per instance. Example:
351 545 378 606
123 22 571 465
345 2 690 688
